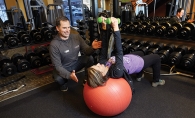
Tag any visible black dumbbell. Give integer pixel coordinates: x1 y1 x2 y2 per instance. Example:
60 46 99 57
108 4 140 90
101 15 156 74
3 34 18 48
0 38 4 49
128 40 145 53
137 41 154 55
120 21 133 33
168 45 188 66
178 22 195 40
41 27 53 41
34 46 51 65
155 22 171 37
24 50 42 68
30 29 42 43
51 26 58 35
136 21 150 35
158 44 175 63
11 53 31 72
0 55 17 76
166 22 182 38
147 43 164 55
120 23 128 33
128 21 141 34
145 21 160 36
77 29 86 35
77 24 88 30
76 19 86 25
122 38 136 54
17 31 32 45
180 47 195 69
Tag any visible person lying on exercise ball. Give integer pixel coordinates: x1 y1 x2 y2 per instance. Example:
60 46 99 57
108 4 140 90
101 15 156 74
87 17 165 89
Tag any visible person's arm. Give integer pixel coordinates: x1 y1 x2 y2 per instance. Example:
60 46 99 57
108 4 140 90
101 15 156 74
99 29 110 64
79 34 101 55
108 17 124 78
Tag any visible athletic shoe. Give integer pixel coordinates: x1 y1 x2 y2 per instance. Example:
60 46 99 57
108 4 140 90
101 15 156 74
152 79 165 87
61 83 68 91
136 73 144 82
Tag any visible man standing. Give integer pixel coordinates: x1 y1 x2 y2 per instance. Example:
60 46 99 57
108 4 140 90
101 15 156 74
170 8 184 24
49 16 101 91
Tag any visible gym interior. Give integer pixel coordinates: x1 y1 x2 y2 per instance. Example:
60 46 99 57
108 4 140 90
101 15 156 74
0 0 195 118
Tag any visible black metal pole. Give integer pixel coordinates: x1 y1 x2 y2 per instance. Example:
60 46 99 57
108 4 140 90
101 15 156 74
174 0 179 15
67 0 73 26
113 0 119 17
91 0 98 18
182 0 188 21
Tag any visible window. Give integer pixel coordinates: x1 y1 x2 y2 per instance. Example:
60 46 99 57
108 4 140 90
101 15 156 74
62 0 84 26
0 0 8 22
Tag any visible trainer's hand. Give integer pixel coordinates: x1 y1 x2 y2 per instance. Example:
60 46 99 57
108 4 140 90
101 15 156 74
70 70 78 82
92 39 102 49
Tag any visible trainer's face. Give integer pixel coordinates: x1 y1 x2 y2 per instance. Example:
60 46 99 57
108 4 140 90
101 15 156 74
56 20 70 40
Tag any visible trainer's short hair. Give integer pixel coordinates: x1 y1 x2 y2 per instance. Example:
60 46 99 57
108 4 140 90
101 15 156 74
56 16 69 26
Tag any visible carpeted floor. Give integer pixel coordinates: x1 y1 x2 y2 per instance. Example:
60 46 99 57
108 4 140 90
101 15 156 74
0 69 195 118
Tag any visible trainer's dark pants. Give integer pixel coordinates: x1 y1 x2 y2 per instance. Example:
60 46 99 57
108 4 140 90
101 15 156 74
53 55 94 86
130 51 161 82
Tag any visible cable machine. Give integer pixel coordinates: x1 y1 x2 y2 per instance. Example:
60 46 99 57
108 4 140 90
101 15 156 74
23 0 47 30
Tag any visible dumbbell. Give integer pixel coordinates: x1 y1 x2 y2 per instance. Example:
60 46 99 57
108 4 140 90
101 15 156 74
166 22 182 38
168 45 188 66
122 38 136 54
137 41 154 55
41 27 53 41
178 22 195 40
88 20 99 40
24 50 42 68
30 29 42 43
51 26 58 35
136 21 150 35
77 24 88 30
158 44 175 63
17 31 32 45
180 47 195 69
3 34 18 48
0 39 4 49
0 55 17 76
76 19 86 25
77 29 86 35
147 43 164 55
97 17 121 24
128 40 145 53
34 46 51 65
11 53 30 72
128 21 141 34
145 21 160 36
120 22 132 33
155 22 171 37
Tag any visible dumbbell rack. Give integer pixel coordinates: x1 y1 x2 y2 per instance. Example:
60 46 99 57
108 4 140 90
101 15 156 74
121 34 195 79
25 42 53 75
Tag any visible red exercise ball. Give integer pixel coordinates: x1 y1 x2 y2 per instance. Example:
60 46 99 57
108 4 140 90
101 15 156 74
83 78 132 116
